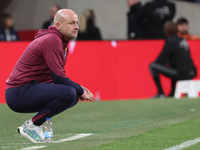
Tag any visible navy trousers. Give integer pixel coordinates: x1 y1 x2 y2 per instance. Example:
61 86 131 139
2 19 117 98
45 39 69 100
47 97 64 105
5 81 79 126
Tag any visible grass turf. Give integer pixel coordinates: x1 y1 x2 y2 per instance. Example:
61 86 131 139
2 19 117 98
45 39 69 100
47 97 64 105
87 113 200 150
0 97 200 150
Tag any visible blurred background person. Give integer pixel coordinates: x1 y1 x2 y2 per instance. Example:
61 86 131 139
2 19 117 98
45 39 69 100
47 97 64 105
0 13 19 41
176 17 200 40
77 9 102 40
126 0 142 39
127 0 176 39
138 0 176 39
149 22 196 98
42 4 61 29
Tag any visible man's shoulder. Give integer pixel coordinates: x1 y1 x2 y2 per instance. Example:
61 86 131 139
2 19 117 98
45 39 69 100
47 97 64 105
167 35 182 42
165 35 188 50
164 35 181 48
39 32 61 43
32 32 62 51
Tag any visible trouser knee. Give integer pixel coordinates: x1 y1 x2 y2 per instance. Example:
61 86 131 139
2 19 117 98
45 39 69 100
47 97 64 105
61 87 78 106
149 63 157 76
149 62 156 70
65 87 76 99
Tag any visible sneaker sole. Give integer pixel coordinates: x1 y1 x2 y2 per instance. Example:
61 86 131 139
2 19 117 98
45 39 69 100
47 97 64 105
18 126 39 143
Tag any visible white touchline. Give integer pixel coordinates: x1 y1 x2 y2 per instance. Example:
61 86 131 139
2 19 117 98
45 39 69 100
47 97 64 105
12 133 93 150
164 137 200 150
53 133 93 143
21 146 46 150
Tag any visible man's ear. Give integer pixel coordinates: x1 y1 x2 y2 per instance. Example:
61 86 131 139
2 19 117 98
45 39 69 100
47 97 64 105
55 22 61 31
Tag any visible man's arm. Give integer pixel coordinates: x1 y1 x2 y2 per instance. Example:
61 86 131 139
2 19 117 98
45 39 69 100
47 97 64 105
49 69 84 96
127 1 142 39
50 69 94 101
43 36 94 100
42 36 83 96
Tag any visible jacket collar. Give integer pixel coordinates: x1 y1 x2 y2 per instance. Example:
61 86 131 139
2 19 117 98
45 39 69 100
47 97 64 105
48 26 69 44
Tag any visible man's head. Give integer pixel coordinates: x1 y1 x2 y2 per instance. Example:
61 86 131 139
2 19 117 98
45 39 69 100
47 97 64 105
0 13 13 30
164 21 178 37
50 5 61 20
176 18 189 34
54 9 79 40
126 0 139 7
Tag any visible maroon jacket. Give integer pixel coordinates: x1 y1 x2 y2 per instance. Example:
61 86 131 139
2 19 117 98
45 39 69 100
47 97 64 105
6 26 83 95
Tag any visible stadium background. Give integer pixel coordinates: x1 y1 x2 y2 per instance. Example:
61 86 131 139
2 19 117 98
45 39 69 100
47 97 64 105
0 0 200 40
1 0 200 103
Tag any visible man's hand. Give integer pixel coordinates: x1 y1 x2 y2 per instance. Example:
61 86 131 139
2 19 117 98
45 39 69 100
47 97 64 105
79 86 94 101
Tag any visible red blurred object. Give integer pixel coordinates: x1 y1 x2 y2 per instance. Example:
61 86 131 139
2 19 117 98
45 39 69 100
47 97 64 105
181 93 185 98
17 30 39 41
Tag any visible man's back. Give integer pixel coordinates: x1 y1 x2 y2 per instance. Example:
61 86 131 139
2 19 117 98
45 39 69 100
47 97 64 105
6 26 68 88
156 35 195 73
168 36 194 71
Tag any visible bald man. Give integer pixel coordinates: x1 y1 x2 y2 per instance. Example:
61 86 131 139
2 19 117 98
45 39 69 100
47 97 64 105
5 9 94 143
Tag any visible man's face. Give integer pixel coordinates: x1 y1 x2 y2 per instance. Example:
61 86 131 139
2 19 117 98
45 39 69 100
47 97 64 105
58 14 79 40
177 23 189 34
6 18 13 29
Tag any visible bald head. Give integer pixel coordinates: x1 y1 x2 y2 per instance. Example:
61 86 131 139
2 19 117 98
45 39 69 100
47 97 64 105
54 9 77 24
53 9 79 40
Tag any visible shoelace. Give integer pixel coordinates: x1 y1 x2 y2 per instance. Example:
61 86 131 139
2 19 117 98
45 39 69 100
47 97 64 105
25 122 44 139
29 129 40 138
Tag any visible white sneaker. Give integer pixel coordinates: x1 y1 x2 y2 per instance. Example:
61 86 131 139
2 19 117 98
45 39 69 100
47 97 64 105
18 119 45 143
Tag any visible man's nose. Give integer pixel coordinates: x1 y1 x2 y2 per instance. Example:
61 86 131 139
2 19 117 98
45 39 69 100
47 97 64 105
75 23 79 29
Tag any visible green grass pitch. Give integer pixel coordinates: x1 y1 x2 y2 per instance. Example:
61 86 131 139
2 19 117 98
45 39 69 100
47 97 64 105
1 97 200 150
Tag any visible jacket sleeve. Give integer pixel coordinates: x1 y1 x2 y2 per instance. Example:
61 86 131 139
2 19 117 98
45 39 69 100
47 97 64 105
43 37 84 96
49 68 84 96
127 2 143 39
